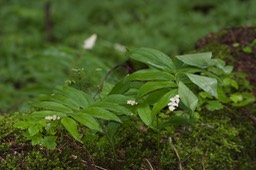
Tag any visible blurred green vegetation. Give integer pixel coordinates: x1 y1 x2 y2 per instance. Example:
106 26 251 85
1 0 256 113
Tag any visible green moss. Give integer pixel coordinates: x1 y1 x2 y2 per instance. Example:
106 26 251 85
0 113 89 169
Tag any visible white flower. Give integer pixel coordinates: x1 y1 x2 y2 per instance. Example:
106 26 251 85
168 95 180 111
45 115 61 121
83 34 97 50
127 100 138 106
168 105 176 111
114 43 126 53
45 116 52 120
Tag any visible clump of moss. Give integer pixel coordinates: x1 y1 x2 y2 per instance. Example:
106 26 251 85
0 113 90 169
1 104 256 169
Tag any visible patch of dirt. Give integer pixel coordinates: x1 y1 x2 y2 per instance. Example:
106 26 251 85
196 26 256 93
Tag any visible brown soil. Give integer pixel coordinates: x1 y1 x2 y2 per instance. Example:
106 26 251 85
196 26 256 92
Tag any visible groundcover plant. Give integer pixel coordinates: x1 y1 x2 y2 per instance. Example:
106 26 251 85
14 47 255 168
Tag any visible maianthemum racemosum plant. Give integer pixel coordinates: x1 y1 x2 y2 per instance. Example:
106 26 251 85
15 47 252 159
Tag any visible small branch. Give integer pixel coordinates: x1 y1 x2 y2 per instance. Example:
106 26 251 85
93 63 125 100
80 160 108 170
144 158 154 170
169 139 182 170
201 149 208 170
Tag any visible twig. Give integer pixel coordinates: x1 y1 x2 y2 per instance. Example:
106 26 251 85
80 160 108 170
201 149 208 170
144 158 154 170
93 63 125 100
169 140 183 170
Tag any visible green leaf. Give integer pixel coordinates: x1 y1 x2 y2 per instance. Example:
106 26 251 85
55 86 93 108
14 121 30 129
50 94 80 110
232 92 255 107
82 107 121 123
176 52 212 68
206 101 224 111
30 134 43 146
187 73 218 98
230 94 243 103
138 81 177 98
151 89 178 117
137 103 152 126
159 116 190 130
28 126 41 136
223 78 238 89
109 77 130 94
242 46 252 54
33 101 73 113
71 113 102 132
41 136 57 150
102 94 131 105
61 117 82 142
178 81 198 112
93 101 131 115
129 48 175 71
128 69 174 81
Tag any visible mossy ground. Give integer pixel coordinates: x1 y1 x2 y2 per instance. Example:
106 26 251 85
1 103 256 169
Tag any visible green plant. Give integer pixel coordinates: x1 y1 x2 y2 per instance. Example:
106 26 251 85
14 47 255 168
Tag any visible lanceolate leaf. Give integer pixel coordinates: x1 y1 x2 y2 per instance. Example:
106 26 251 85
50 94 81 110
71 113 102 132
55 86 93 108
187 73 218 98
82 107 121 122
92 101 131 115
102 94 131 105
109 77 130 94
33 101 73 113
129 48 175 71
137 103 152 126
128 69 174 81
176 52 212 68
138 81 177 98
61 117 81 143
178 81 198 112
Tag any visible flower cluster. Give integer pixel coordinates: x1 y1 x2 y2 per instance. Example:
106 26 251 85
127 100 138 106
168 95 180 111
45 115 61 121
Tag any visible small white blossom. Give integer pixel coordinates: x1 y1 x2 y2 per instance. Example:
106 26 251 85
168 95 180 111
168 105 176 111
45 115 61 121
114 43 126 53
127 100 138 106
83 34 97 50
45 116 52 120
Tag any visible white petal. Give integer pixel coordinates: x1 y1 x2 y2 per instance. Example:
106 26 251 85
169 105 176 111
83 34 97 50
114 43 126 52
127 100 138 106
